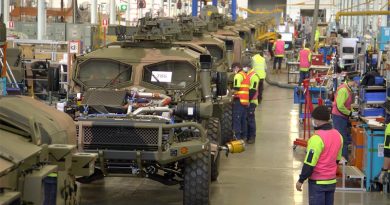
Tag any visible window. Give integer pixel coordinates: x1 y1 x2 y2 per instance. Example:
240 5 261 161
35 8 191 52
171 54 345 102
143 61 196 89
342 47 354 54
78 59 132 87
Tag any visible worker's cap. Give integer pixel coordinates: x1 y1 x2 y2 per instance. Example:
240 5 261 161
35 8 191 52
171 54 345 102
311 105 330 121
231 62 242 68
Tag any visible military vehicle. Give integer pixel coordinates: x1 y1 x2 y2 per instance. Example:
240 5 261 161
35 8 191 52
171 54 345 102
0 95 97 205
66 15 244 205
198 6 244 64
173 14 235 143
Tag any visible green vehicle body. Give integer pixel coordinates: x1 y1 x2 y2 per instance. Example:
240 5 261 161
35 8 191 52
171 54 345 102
0 96 97 205
67 14 233 204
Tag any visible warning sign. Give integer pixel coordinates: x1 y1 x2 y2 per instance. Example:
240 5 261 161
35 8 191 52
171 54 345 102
69 41 81 54
8 21 14 29
102 18 109 28
378 143 384 157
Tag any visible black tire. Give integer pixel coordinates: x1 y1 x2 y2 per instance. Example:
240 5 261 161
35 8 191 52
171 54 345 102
219 103 233 145
183 151 211 205
207 118 221 181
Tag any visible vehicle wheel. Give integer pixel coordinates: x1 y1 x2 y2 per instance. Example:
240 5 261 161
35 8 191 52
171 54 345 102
207 117 221 181
183 151 210 205
219 103 233 145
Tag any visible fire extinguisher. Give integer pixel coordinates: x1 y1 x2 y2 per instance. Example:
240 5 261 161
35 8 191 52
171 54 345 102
177 0 182 9
138 0 146 9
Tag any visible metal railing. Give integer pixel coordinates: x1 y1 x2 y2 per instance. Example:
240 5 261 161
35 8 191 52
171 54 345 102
0 48 19 89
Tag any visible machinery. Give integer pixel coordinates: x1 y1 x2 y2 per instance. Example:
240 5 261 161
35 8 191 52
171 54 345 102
0 96 97 205
64 15 244 205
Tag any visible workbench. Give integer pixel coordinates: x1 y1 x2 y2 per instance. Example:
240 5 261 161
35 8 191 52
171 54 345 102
287 61 299 84
310 65 332 71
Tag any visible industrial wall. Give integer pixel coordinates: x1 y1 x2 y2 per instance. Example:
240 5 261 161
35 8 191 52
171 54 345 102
247 0 286 25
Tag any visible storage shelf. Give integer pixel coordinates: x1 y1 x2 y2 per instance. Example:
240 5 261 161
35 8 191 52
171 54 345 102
363 86 386 91
365 101 385 105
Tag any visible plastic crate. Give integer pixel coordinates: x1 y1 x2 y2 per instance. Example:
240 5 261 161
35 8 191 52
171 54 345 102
361 108 385 117
374 76 384 85
364 92 386 102
351 122 365 171
43 176 57 205
293 86 327 104
353 76 361 86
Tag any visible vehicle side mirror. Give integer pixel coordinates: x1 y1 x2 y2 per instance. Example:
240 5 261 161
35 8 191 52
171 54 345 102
239 31 245 39
200 54 212 70
225 40 234 51
47 67 60 92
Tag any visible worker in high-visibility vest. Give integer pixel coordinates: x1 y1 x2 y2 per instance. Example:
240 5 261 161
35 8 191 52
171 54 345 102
332 78 358 161
379 123 390 185
272 34 285 74
232 62 250 140
314 28 320 52
245 59 260 144
251 52 267 104
298 43 312 85
296 106 343 204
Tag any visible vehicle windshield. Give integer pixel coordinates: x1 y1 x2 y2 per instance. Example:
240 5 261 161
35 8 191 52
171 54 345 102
201 44 223 63
143 61 196 89
77 59 132 87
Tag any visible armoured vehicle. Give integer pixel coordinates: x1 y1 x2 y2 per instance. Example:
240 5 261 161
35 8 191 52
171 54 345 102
66 15 244 205
173 14 235 142
0 95 97 205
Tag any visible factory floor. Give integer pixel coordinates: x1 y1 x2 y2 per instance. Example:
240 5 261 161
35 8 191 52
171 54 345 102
80 71 390 205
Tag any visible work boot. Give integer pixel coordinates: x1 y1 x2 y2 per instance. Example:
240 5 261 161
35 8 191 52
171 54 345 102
247 138 256 144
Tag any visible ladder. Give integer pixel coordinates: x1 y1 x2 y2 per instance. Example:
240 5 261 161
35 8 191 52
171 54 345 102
0 46 19 90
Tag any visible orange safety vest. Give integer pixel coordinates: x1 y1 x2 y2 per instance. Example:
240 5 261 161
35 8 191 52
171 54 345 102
235 71 250 106
247 70 259 104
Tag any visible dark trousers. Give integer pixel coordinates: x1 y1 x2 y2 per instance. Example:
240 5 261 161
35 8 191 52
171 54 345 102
232 99 248 139
273 57 283 70
257 79 264 104
308 181 336 205
247 103 257 139
332 114 351 160
299 71 310 84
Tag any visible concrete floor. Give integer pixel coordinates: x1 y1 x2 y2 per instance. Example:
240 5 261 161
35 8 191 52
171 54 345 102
80 72 390 205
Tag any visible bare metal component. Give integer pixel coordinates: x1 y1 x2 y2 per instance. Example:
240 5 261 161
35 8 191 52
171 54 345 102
132 106 171 116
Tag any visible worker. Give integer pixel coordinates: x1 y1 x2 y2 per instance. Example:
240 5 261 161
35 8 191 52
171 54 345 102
296 105 343 205
314 28 320 51
232 62 249 140
251 52 266 104
243 58 260 144
379 123 390 185
272 34 285 74
331 78 358 161
298 43 312 85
